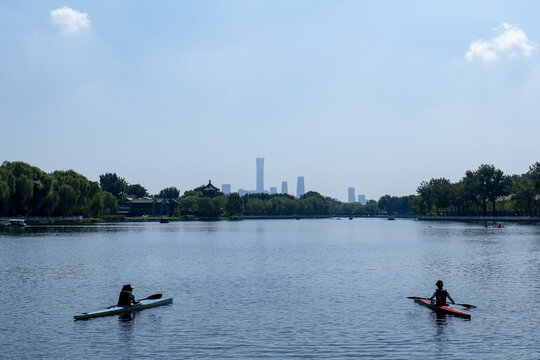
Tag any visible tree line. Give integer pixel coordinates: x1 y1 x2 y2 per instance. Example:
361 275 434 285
415 162 540 216
98 172 181 200
0 163 185 218
0 161 117 217
2 160 538 219
175 190 407 218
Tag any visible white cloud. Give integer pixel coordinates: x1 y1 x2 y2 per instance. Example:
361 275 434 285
50 6 90 34
465 23 536 62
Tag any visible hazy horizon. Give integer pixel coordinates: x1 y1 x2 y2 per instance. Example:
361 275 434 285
1 1 539 201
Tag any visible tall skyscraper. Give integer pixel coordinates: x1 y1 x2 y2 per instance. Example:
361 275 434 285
348 187 356 203
221 184 231 195
358 194 367 205
296 176 305 198
270 187 277 194
256 158 264 193
281 181 288 194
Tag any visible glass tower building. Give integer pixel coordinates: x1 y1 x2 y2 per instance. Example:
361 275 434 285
296 176 305 198
256 158 264 193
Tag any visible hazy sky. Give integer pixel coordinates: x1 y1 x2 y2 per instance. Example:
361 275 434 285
1 1 539 201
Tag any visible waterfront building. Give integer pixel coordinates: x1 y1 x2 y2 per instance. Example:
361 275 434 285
358 194 367 205
270 187 277 194
256 157 264 193
121 198 178 217
348 187 356 203
281 181 288 194
221 184 231 194
296 177 305 198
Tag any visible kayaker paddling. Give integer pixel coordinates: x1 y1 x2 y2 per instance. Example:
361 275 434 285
429 280 455 306
118 284 140 306
75 294 171 320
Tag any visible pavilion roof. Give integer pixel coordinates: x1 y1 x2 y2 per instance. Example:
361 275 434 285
201 180 219 191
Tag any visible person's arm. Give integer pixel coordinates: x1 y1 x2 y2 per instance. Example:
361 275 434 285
428 291 436 301
447 292 455 304
129 293 140 305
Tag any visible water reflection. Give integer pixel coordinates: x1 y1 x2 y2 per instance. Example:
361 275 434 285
0 224 146 236
432 315 450 358
119 312 136 322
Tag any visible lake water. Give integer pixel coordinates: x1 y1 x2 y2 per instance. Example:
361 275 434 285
0 219 538 359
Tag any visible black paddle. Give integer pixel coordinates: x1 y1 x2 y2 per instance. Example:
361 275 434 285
141 293 162 300
407 296 476 308
454 303 476 309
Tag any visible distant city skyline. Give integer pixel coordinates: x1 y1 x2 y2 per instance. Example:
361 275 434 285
221 184 231 195
1 2 539 202
233 158 307 198
281 181 288 195
358 194 367 205
222 158 374 202
348 187 356 203
297 177 305 198
256 158 264 193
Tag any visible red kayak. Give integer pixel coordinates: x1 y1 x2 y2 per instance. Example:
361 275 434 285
414 298 471 319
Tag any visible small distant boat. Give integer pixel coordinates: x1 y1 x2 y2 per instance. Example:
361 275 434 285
349 217 353 220
387 217 395 221
160 218 169 223
5 219 26 227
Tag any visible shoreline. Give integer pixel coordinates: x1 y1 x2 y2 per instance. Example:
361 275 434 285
3 214 539 225
416 215 540 223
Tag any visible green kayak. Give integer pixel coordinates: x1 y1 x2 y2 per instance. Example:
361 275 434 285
74 298 173 320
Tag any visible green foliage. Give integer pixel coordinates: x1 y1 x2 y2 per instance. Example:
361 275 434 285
197 197 223 217
240 192 384 217
463 164 511 215
0 162 118 218
378 195 415 216
101 214 125 222
99 173 128 199
58 184 77 216
226 193 243 216
158 186 180 198
88 193 104 218
183 190 203 198
127 184 148 198
416 178 452 215
513 178 535 211
178 196 199 216
102 192 118 215
416 163 534 216
528 162 540 194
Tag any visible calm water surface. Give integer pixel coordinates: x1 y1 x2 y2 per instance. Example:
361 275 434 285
0 219 538 359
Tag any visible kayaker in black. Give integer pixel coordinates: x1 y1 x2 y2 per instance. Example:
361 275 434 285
118 284 140 306
429 280 455 306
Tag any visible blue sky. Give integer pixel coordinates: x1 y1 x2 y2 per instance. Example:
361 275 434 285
1 1 539 201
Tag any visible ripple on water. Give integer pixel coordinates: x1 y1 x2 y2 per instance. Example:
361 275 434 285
0 219 538 359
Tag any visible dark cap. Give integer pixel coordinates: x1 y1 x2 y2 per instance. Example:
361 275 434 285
122 284 134 291
435 280 443 287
